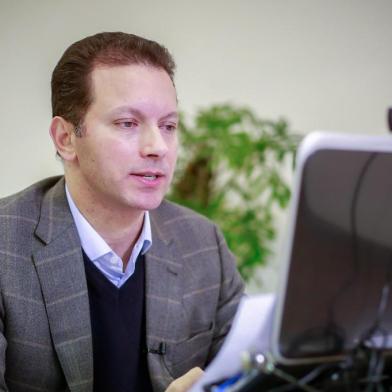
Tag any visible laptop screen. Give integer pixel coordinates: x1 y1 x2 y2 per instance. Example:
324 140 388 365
273 133 392 364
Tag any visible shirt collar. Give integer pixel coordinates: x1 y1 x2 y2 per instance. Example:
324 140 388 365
65 184 152 262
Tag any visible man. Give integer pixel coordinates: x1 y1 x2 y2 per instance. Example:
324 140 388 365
0 32 244 392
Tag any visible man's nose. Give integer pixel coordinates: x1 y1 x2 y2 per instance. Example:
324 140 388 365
139 126 168 158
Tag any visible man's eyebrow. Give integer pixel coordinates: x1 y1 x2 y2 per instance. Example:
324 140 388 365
160 111 179 121
109 106 178 120
109 106 143 117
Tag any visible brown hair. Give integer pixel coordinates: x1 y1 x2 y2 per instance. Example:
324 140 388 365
51 32 176 130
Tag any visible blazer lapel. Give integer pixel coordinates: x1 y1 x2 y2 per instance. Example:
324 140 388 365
145 209 183 349
32 178 93 392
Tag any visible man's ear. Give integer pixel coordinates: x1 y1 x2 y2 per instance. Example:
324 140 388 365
49 116 77 161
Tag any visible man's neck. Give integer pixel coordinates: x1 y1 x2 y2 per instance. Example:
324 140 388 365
65 177 145 265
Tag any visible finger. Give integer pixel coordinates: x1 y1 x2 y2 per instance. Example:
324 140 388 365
165 367 204 392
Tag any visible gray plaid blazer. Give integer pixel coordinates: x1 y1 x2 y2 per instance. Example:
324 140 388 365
0 177 244 392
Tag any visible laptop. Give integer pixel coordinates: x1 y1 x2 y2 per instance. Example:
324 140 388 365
272 131 392 365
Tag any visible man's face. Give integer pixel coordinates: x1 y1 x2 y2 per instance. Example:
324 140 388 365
70 64 178 213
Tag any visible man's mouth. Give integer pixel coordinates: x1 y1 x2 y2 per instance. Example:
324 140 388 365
131 171 165 182
142 175 157 181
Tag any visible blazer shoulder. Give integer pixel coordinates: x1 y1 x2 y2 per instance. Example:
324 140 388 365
0 176 63 220
151 199 222 250
155 199 216 229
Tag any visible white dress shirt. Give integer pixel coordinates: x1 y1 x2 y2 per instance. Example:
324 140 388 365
65 185 152 288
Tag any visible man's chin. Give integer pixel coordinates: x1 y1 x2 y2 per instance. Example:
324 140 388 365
127 196 165 212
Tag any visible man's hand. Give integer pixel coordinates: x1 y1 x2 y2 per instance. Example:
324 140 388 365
165 367 204 392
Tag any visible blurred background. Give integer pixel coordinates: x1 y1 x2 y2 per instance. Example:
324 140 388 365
1 0 392 292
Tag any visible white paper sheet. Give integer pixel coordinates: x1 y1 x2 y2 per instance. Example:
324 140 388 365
190 294 275 392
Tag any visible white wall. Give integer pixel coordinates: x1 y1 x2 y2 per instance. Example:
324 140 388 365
1 0 392 290
1 0 391 197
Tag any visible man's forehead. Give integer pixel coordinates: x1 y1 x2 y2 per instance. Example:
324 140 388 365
84 68 177 121
89 64 175 96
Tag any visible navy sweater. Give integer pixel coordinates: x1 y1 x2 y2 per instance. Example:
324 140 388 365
83 251 153 392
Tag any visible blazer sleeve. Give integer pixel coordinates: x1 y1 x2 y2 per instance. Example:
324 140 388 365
207 224 245 362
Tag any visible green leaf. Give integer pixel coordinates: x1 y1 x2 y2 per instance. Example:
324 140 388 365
167 103 299 283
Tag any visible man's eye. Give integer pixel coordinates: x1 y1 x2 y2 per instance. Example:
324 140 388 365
161 123 177 132
116 120 137 129
122 121 137 128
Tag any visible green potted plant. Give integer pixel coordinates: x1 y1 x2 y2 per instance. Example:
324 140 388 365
169 104 299 282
